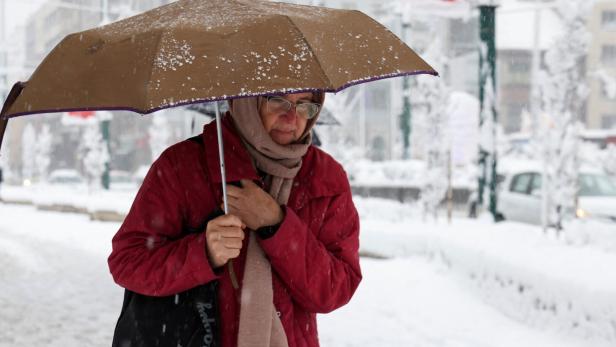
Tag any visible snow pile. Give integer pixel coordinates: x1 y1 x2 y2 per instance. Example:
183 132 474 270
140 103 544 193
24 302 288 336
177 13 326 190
356 197 616 344
562 219 616 253
86 190 136 215
0 185 34 204
32 184 89 213
0 184 137 218
346 159 475 188
347 159 425 187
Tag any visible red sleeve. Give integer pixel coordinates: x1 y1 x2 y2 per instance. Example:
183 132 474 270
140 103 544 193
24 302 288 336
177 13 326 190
107 152 218 296
258 189 362 313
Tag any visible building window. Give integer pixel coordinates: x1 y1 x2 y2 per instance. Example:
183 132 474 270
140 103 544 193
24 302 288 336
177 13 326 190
504 103 523 133
601 45 616 67
509 60 530 74
602 10 616 31
601 80 616 100
601 114 616 129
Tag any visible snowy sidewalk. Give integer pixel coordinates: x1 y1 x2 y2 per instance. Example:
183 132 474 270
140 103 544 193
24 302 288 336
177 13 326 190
356 197 616 344
1 203 611 346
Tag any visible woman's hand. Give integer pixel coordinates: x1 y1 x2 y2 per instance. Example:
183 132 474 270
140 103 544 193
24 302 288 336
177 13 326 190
225 179 284 230
205 214 245 268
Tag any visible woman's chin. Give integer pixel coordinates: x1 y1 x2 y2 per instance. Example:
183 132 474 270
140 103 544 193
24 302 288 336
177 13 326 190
270 130 296 145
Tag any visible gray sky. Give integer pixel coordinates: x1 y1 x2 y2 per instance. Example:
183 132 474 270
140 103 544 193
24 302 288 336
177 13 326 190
4 0 46 35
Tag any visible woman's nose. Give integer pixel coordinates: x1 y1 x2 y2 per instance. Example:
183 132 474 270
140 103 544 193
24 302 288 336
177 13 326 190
281 108 298 122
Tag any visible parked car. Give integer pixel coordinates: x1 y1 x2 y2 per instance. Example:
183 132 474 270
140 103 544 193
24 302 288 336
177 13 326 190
499 170 616 225
48 169 86 186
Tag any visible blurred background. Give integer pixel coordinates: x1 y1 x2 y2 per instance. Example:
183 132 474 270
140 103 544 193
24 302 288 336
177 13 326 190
1 1 616 346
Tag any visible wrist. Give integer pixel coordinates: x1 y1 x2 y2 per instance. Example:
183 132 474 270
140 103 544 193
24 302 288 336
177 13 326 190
256 206 285 239
263 203 284 228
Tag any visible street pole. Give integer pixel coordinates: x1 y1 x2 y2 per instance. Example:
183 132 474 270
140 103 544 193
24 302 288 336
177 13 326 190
101 118 111 190
100 0 111 190
477 4 499 221
399 19 412 159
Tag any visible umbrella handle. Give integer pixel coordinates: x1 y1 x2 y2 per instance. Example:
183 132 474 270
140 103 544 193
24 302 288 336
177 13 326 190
214 102 240 290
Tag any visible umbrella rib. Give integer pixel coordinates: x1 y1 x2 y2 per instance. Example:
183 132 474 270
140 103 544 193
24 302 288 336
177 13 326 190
282 15 333 91
144 29 167 113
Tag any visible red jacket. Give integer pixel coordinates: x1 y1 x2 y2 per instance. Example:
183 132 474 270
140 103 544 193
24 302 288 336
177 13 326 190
108 115 362 347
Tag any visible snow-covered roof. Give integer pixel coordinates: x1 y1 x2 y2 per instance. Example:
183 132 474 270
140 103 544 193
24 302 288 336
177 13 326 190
496 0 563 50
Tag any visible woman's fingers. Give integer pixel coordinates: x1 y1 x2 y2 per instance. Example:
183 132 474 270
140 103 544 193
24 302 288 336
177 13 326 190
217 226 245 239
212 213 244 228
222 238 243 249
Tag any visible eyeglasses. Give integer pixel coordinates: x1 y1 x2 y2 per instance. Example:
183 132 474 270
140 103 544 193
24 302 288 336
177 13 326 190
265 96 321 120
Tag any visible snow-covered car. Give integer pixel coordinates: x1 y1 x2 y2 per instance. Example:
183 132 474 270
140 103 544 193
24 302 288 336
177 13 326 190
499 170 616 225
48 169 86 186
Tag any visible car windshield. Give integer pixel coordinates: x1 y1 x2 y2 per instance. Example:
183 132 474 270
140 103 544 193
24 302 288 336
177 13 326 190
50 176 83 184
579 174 616 197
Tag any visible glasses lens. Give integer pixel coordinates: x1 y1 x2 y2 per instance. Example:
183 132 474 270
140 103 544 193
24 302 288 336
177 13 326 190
268 97 291 113
297 103 320 119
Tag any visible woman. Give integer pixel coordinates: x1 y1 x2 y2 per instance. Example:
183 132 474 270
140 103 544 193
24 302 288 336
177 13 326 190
108 91 361 347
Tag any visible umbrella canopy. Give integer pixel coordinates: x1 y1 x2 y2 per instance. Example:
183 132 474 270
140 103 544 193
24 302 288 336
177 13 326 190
1 0 436 119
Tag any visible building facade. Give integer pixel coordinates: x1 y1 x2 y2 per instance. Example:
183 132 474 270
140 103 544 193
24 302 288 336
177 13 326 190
586 0 616 130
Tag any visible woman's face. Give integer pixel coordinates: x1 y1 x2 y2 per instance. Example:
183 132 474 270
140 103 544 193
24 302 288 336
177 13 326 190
259 92 314 145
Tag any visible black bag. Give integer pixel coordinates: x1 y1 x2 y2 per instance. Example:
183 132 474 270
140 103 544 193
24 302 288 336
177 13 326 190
111 208 224 347
112 209 224 347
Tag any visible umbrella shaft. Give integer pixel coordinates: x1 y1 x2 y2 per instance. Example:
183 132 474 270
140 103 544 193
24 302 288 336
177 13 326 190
214 102 239 289
215 102 228 214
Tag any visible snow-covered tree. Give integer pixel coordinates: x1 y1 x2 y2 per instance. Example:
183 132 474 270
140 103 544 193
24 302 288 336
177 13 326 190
34 124 52 183
319 88 364 164
0 144 11 184
21 123 36 184
538 0 591 231
149 111 172 161
596 69 616 101
601 144 616 176
81 120 110 190
413 39 451 221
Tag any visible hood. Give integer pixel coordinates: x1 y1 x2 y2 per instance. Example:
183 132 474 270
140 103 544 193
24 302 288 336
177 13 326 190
579 196 616 220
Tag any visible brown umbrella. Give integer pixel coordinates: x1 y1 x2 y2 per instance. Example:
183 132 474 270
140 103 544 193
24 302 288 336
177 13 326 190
1 0 436 119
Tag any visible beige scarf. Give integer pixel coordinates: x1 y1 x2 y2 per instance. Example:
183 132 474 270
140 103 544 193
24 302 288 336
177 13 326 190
229 93 323 347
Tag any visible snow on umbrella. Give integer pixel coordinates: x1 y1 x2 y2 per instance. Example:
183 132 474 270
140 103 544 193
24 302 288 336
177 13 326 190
0 0 436 119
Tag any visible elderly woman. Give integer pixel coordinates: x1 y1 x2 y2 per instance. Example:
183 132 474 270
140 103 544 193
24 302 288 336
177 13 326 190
108 92 362 347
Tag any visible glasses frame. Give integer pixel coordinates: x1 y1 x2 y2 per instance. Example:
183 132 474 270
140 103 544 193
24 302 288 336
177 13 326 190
264 96 321 120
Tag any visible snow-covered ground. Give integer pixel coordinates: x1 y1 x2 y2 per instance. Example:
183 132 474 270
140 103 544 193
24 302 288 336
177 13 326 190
1 194 614 346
